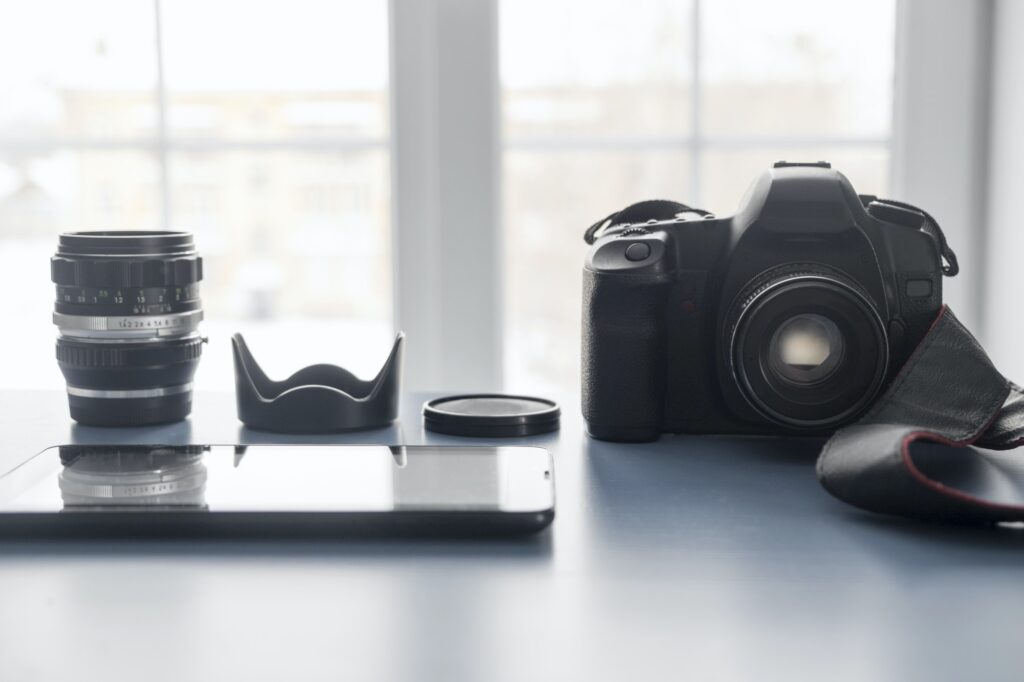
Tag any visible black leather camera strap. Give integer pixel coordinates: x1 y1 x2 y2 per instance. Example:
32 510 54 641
859 195 960 276
583 200 709 244
817 306 1024 524
583 196 960 276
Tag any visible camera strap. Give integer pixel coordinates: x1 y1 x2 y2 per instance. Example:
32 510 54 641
817 306 1024 524
583 196 960 277
583 200 710 244
859 195 960 276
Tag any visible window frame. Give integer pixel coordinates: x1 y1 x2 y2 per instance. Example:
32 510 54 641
421 0 990 392
891 0 992 333
0 0 991 392
389 0 502 392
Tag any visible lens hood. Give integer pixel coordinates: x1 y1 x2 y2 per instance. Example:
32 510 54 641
232 332 404 433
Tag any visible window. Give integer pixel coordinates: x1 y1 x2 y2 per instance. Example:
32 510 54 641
0 0 391 389
500 0 896 393
3 0 953 397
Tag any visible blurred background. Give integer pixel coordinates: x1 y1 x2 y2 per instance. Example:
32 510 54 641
0 0 1018 395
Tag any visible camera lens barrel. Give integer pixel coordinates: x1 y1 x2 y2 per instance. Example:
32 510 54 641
51 231 204 426
728 271 888 430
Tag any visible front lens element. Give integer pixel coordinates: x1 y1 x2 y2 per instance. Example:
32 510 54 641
51 231 204 426
768 313 845 385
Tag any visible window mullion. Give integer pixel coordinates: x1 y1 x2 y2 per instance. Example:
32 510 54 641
389 0 502 392
689 0 702 203
891 0 991 333
153 0 172 231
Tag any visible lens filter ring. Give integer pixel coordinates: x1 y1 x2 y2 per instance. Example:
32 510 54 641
55 231 197 257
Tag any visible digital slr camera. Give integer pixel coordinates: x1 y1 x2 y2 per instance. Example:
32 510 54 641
582 161 958 441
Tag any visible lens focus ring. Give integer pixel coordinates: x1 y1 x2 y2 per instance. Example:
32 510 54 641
51 255 202 288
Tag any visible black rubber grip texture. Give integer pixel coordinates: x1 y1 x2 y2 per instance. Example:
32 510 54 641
51 256 203 288
56 336 204 369
581 268 670 442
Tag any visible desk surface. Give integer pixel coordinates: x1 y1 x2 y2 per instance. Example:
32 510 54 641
0 390 1021 681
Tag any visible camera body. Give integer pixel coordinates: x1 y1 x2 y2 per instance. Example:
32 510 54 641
582 162 946 441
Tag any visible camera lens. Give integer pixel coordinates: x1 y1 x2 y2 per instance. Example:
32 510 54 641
728 272 888 429
51 231 204 426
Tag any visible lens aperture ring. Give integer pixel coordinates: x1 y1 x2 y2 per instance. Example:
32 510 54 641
53 309 203 339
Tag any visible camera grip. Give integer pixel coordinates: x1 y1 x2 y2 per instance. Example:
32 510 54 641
582 270 670 441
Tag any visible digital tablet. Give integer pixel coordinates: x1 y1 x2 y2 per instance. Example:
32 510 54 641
0 444 555 538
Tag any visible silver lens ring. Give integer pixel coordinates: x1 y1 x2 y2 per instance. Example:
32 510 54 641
66 383 193 399
55 331 203 345
59 454 207 502
60 471 207 500
53 309 203 340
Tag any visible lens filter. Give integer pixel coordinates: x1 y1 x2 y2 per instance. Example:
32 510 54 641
423 394 560 437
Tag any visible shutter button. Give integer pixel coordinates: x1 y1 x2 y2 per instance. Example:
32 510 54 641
624 242 651 262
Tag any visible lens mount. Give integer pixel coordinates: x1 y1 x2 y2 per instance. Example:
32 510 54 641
728 270 889 429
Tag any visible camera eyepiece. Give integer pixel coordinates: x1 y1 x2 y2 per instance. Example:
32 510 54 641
51 231 204 426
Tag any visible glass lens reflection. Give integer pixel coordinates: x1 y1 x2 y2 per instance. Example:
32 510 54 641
59 446 209 510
